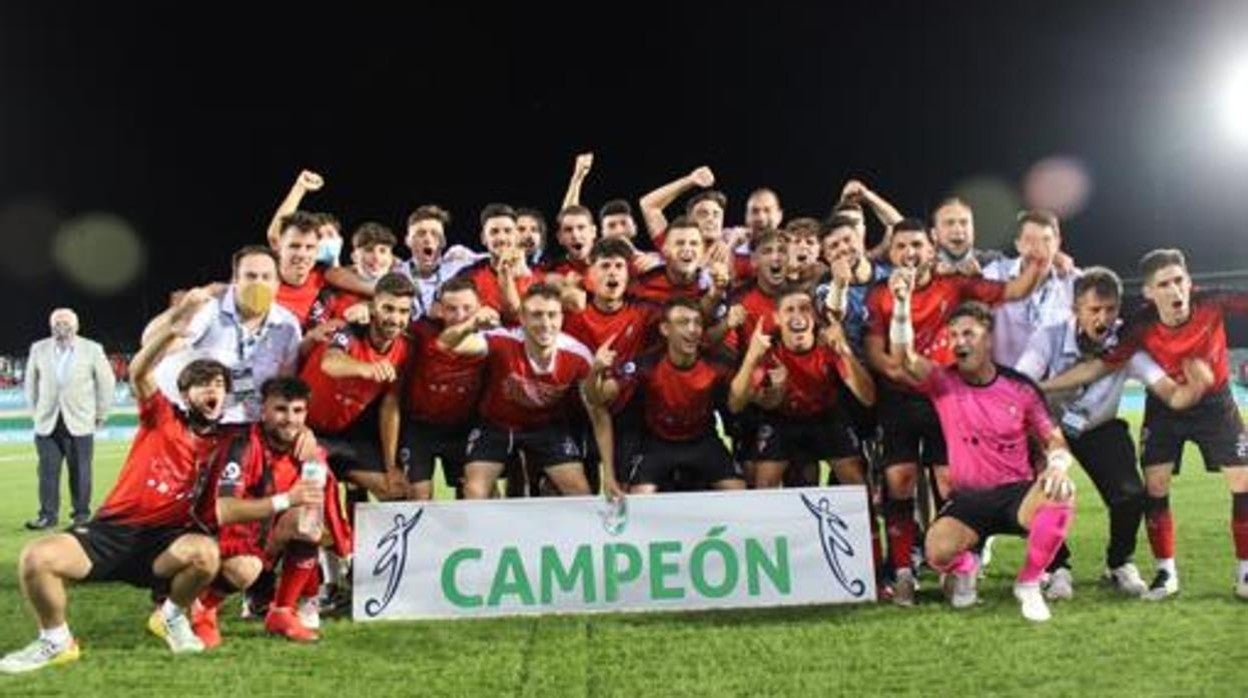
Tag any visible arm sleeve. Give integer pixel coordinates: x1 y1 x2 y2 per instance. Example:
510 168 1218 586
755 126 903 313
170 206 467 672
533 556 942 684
1014 325 1057 381
138 391 173 429
23 344 38 408
958 276 1007 305
1125 350 1167 386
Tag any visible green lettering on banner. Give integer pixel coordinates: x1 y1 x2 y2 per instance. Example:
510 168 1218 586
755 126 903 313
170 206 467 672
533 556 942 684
487 547 536 607
690 527 738 598
602 543 642 602
745 537 791 596
441 548 483 608
540 545 596 604
648 541 684 600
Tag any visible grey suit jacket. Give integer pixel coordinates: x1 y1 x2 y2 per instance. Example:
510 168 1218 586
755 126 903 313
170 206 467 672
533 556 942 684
24 336 117 436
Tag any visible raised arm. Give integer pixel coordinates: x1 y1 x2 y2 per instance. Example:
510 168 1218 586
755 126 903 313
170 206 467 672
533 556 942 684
823 320 876 406
639 166 715 240
266 170 324 248
325 266 377 297
886 268 934 384
130 289 213 401
320 346 398 383
728 324 771 414
561 153 593 210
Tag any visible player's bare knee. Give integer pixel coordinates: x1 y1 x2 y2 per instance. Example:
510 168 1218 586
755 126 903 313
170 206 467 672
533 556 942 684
19 540 59 576
183 538 220 575
1224 466 1248 492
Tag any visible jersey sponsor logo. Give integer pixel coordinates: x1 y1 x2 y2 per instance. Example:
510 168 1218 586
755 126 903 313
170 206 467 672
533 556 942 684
620 361 637 376
799 493 867 598
364 507 424 618
221 461 242 484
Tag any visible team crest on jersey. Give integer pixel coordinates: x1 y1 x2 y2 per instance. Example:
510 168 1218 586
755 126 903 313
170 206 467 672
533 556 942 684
222 461 241 483
620 361 637 376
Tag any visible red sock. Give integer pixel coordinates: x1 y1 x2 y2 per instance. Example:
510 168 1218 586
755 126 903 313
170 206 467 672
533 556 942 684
884 499 917 572
301 563 322 599
1232 493 1248 559
1145 495 1175 559
274 542 319 610
199 588 228 612
1018 503 1073 584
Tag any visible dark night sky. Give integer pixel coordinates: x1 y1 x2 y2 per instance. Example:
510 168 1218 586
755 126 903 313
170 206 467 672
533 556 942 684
2 1 1247 353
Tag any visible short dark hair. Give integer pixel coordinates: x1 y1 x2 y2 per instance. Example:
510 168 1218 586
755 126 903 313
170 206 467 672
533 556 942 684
311 212 341 231
1015 209 1060 237
948 301 995 331
374 272 417 298
522 282 562 304
931 197 971 224
516 207 548 235
784 217 821 240
479 203 517 227
685 190 727 215
776 284 813 303
666 216 701 235
232 244 279 275
177 358 232 393
599 199 633 220
351 222 397 251
1073 266 1122 302
751 228 784 252
821 214 860 240
437 275 479 299
748 187 780 204
892 217 928 236
556 205 594 227
590 237 634 263
663 296 702 320
407 204 451 229
1139 248 1187 283
279 211 321 237
261 376 311 403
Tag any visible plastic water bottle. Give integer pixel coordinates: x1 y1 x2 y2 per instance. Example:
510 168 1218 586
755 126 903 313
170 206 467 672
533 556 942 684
298 460 327 539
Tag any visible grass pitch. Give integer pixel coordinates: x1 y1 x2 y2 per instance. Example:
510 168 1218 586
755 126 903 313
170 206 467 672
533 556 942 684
0 416 1244 697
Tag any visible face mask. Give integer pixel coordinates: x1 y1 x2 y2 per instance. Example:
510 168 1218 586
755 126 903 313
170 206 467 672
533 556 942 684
317 237 343 266
237 283 274 317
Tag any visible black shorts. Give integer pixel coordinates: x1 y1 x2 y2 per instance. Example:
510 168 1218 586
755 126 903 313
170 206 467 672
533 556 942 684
580 414 645 486
321 421 384 481
629 432 743 487
464 422 583 471
750 412 862 463
878 387 947 468
399 419 470 486
71 518 198 588
937 481 1032 541
839 383 879 445
1140 387 1248 472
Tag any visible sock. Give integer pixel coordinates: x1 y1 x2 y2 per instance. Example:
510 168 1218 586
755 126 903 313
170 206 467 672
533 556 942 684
1046 542 1072 573
301 564 322 600
1106 491 1144 570
324 551 343 586
1231 492 1248 561
884 499 917 573
199 575 239 613
1144 494 1175 560
39 624 71 647
274 542 319 611
160 597 185 622
1157 558 1177 576
1018 503 1074 584
929 549 979 576
867 500 884 574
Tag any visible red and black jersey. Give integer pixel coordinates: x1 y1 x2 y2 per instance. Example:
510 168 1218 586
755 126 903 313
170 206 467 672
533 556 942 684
453 260 543 322
626 350 734 442
563 300 662 413
404 318 486 426
1106 289 1248 392
300 324 411 434
277 264 330 328
194 423 306 530
724 282 780 354
865 274 1006 374
756 344 848 418
96 393 223 528
477 328 593 431
628 265 707 306
315 290 367 324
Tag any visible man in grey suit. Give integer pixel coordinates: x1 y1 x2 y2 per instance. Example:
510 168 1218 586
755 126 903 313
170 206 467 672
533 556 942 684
24 308 116 529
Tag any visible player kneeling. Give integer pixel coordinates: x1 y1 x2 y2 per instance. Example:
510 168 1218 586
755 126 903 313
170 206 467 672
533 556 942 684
196 377 351 645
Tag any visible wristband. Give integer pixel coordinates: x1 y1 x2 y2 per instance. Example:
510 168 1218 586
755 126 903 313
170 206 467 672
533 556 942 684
1046 448 1074 473
889 312 914 346
271 493 291 513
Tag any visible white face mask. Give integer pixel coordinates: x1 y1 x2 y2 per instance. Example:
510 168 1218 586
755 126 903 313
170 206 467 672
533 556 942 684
317 237 343 266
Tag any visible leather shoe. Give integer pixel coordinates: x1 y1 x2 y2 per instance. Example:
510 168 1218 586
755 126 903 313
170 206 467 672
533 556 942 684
24 516 57 531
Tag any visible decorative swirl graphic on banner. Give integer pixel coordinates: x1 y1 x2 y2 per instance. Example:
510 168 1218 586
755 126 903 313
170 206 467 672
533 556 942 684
365 509 424 617
799 494 867 597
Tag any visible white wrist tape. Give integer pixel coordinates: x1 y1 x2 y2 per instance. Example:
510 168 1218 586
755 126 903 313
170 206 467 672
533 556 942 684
889 300 914 346
1046 448 1074 473
271 493 291 513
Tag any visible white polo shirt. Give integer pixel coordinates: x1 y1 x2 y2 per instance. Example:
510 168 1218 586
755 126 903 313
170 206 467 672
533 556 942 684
1015 318 1166 436
154 288 302 424
982 257 1076 367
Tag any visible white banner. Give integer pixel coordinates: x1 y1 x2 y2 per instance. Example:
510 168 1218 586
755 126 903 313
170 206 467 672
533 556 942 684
353 487 876 621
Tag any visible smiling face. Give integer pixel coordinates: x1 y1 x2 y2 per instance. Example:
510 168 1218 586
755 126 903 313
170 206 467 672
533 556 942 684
660 304 704 358
745 191 782 233
775 292 816 352
516 215 544 255
662 225 704 277
690 199 724 242
278 227 319 283
590 255 629 303
601 213 636 239
437 288 480 326
371 292 414 343
353 243 394 280
821 224 864 265
521 295 563 351
557 212 597 262
933 202 974 259
406 219 446 269
888 229 934 269
1144 264 1193 326
261 395 308 449
481 216 518 259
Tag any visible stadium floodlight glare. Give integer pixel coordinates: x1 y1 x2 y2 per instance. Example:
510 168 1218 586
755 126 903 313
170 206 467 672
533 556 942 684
1224 58 1248 146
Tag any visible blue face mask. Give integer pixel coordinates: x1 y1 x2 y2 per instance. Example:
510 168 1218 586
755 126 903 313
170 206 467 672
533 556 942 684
316 237 343 266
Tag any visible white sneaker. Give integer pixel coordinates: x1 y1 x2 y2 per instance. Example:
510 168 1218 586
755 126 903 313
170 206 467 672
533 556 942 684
1105 563 1148 597
893 568 917 607
147 608 205 654
980 536 995 569
1014 582 1051 622
1143 568 1179 602
1235 572 1248 601
1043 568 1074 601
0 638 80 674
943 572 979 609
297 597 321 630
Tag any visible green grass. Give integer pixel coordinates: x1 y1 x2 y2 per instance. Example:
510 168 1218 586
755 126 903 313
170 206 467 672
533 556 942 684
0 417 1245 697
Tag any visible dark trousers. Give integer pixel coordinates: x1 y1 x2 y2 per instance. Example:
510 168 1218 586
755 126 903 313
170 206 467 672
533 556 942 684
35 416 95 520
1049 418 1144 570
